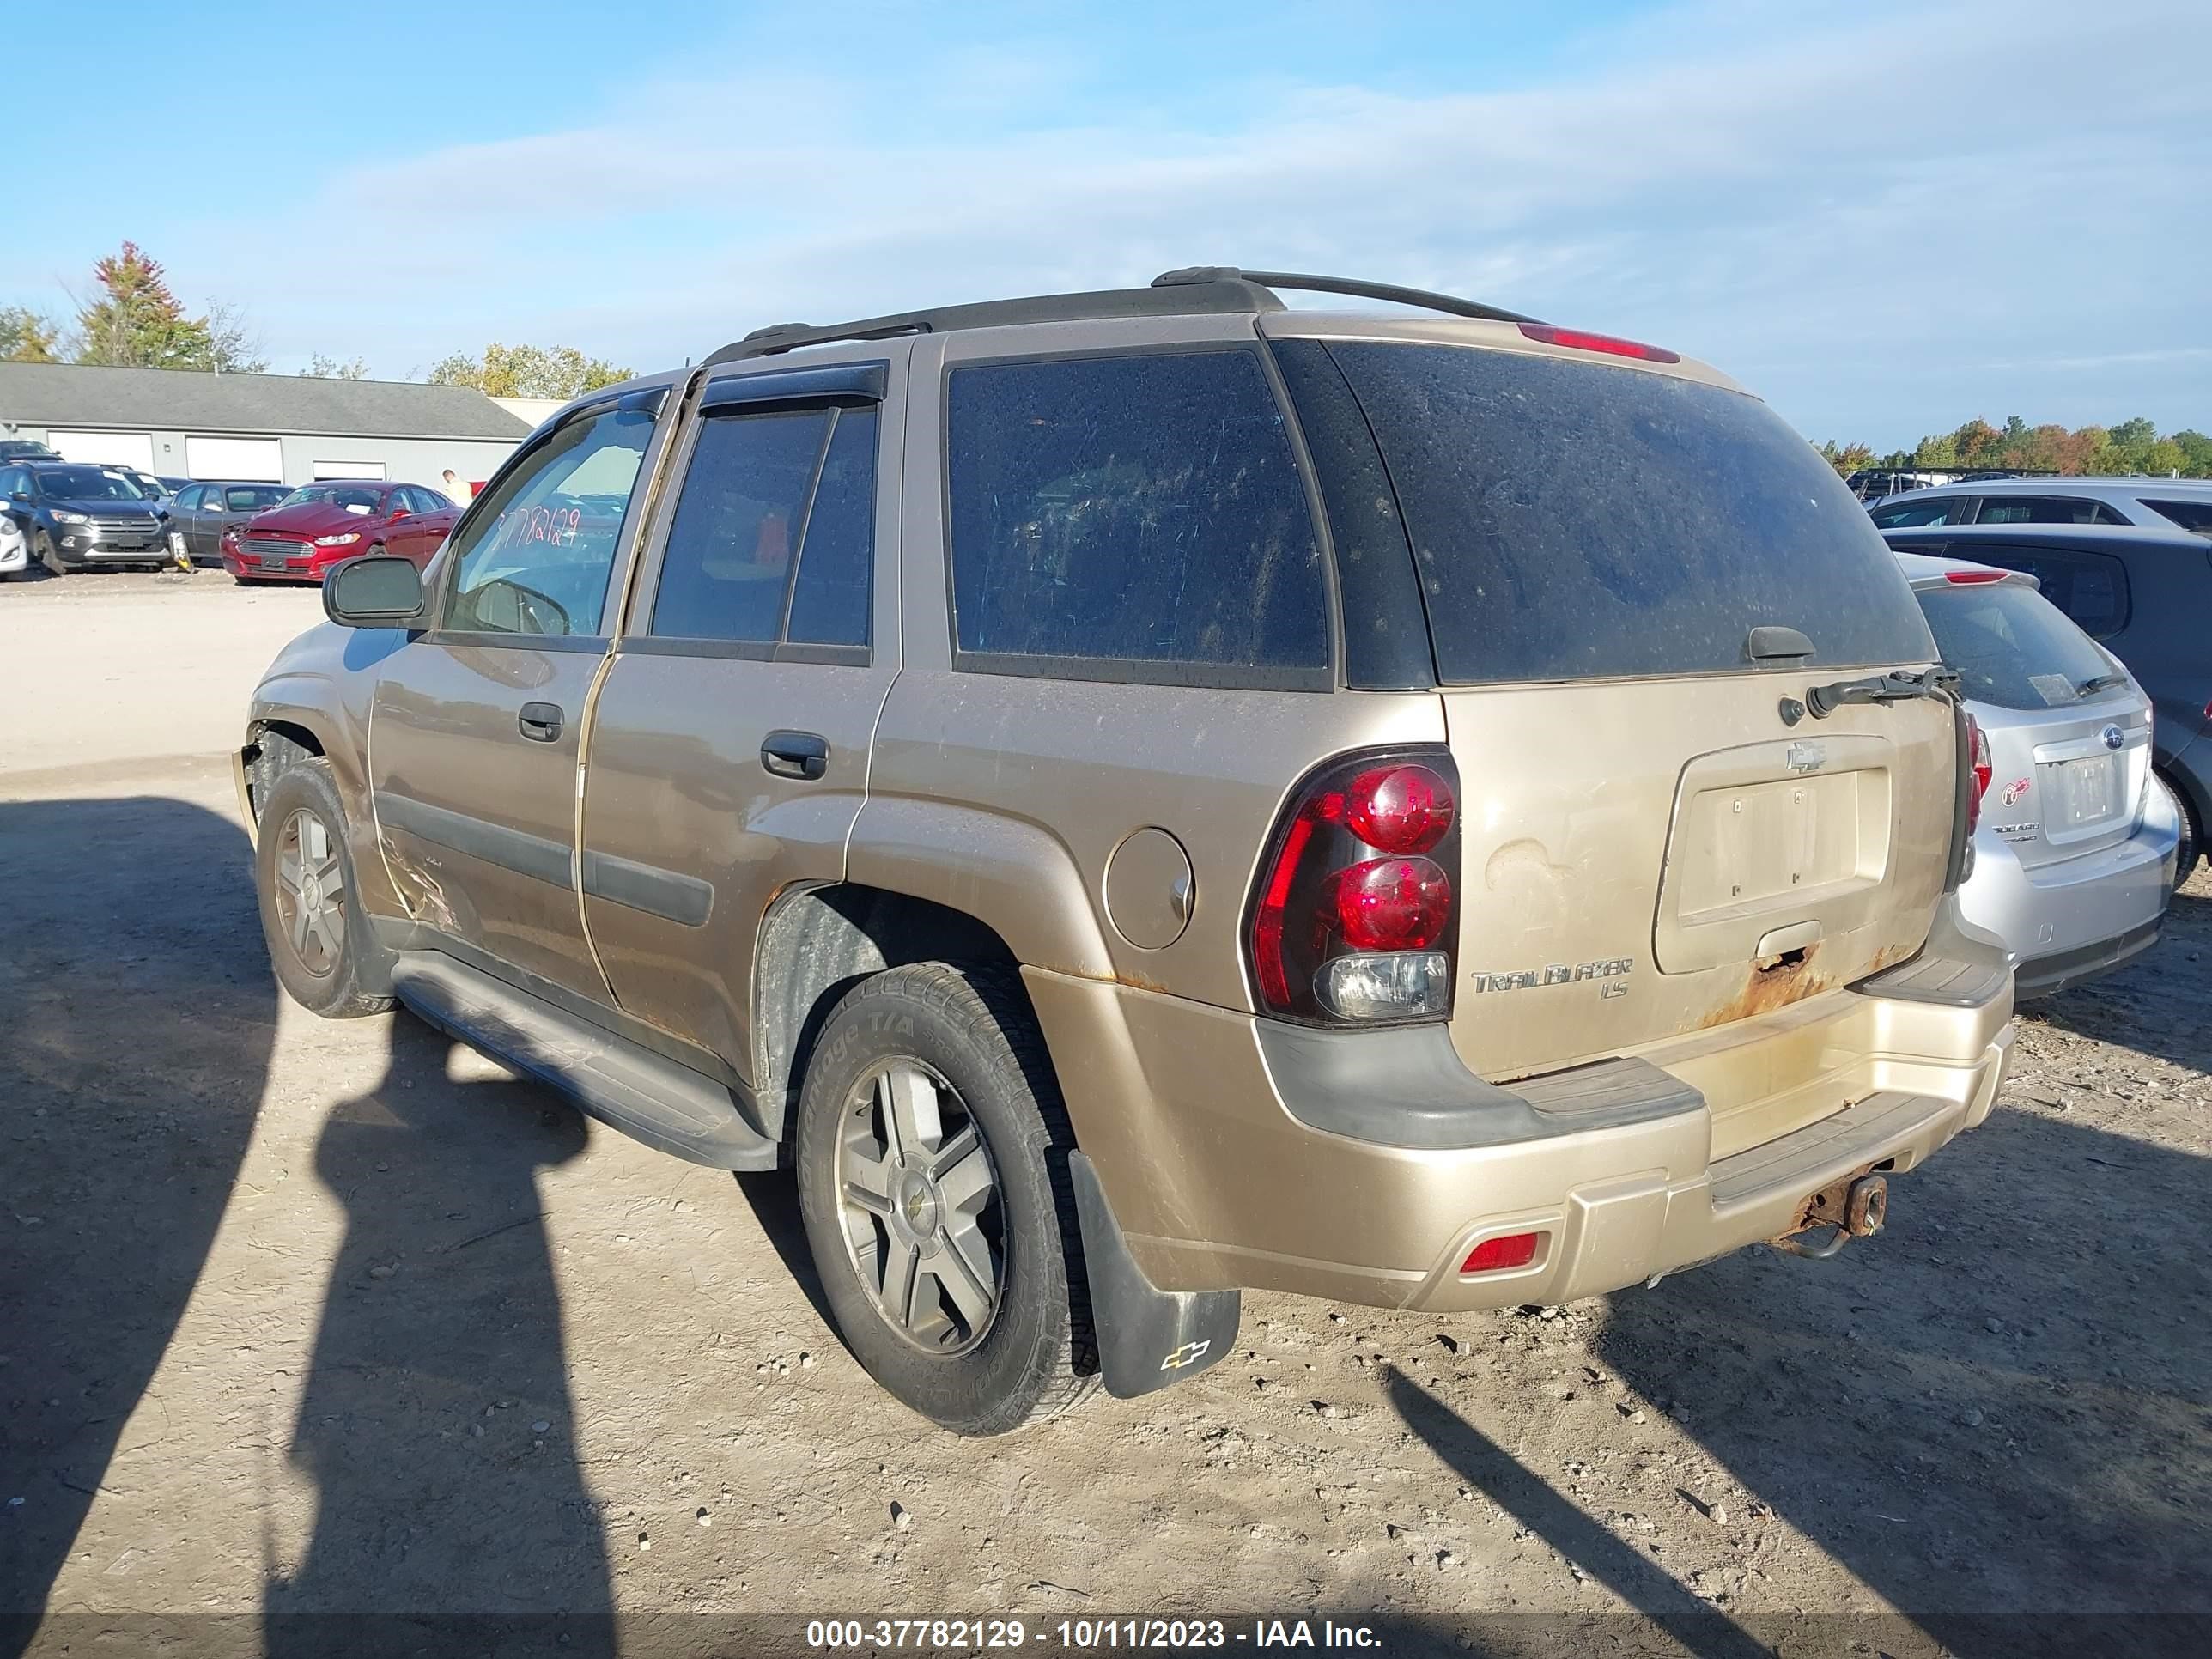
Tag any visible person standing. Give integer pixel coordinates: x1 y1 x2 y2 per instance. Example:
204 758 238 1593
441 468 473 504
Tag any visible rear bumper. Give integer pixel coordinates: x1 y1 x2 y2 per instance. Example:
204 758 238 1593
1960 789 2177 998
1029 900 2014 1314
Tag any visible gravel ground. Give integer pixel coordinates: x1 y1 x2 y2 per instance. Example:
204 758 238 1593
3 575 2208 1657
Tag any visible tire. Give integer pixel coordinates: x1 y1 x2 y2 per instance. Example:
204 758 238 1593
252 757 395 1018
2159 773 2201 894
35 532 69 577
794 962 1097 1436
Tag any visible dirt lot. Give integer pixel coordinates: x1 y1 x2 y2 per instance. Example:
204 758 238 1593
3 571 2209 1657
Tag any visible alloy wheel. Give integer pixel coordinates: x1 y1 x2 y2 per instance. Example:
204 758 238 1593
271 807 347 979
835 1059 1004 1355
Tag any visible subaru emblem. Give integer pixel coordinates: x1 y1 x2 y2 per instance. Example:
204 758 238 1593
2100 725 2124 752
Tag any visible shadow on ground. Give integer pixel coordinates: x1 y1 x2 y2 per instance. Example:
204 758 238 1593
1393 1093 2212 1656
2031 882 2212 1072
0 798 270 1651
261 1016 613 1656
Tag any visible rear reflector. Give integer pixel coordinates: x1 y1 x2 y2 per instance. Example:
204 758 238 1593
1517 322 1681 365
1462 1232 1540 1274
1943 568 2008 584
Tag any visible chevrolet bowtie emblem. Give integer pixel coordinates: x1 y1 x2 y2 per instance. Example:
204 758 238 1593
1159 1339 1212 1371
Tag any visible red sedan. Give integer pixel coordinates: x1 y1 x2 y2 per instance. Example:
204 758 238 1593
221 480 459 584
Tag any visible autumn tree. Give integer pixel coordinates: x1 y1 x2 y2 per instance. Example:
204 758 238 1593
0 305 62 363
428 342 632 400
70 242 264 372
1814 415 2212 480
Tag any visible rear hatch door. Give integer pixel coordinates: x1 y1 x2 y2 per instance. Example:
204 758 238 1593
1281 329 1956 1085
1912 571 2152 865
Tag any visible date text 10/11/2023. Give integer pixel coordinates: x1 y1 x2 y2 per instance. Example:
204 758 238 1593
805 1618 1384 1650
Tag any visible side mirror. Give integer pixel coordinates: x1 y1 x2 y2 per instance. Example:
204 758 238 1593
324 554 425 629
9 490 27 503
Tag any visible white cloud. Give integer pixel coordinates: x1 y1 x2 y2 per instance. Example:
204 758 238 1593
201 0 2211 440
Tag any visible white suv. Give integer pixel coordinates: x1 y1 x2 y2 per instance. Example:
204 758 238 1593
1869 477 2212 535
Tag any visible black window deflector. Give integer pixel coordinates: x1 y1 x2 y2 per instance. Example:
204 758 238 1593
701 362 887 415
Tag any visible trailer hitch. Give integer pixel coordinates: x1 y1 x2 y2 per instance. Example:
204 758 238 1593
1770 1170 1890 1258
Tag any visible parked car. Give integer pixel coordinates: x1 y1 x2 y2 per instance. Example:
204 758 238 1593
0 439 60 464
1868 476 2212 534
220 480 457 584
1844 467 2047 502
240 267 2014 1435
0 511 26 580
0 459 168 574
1896 551 2177 994
1884 523 2210 887
167 481 292 566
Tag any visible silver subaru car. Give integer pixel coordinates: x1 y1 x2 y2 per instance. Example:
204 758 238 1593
1899 550 2179 997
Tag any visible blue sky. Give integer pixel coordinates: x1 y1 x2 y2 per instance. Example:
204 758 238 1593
9 0 2208 447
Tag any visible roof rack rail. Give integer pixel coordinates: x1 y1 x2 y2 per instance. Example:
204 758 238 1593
703 267 1540 364
1152 266 1541 325
704 275 1280 364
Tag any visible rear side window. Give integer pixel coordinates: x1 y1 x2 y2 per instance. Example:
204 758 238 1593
1869 495 1969 528
227 486 284 511
1972 495 2130 526
1953 544 2131 639
653 410 825 642
945 349 1328 684
650 404 877 648
2144 498 2212 536
1316 342 1933 681
1916 580 2118 710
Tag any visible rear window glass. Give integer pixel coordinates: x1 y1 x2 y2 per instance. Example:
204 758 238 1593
1318 343 1933 681
1973 496 2128 526
2144 498 2212 536
1916 580 2118 711
1869 495 1968 528
945 350 1328 684
1946 544 2130 639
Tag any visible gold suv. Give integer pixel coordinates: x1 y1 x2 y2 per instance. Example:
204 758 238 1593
238 268 2015 1435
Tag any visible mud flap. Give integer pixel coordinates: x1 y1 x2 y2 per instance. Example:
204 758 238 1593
1069 1151 1239 1398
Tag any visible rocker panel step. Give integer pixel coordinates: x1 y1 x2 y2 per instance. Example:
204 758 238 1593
392 951 779 1170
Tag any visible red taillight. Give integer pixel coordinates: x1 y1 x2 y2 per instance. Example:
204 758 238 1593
1330 856 1451 951
1943 568 2008 585
1517 322 1681 365
1966 714 1992 834
1248 750 1461 1024
1345 764 1455 854
1462 1232 1540 1273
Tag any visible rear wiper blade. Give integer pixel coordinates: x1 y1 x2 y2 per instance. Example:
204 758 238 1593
2076 672 2130 696
1802 666 1960 720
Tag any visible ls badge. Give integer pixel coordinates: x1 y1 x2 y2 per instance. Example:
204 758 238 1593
1472 957 1634 995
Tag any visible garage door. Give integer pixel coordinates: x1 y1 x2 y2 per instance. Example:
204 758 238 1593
47 430 155 471
184 436 283 481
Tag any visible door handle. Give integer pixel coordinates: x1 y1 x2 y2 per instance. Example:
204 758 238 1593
760 729 829 781
518 702 564 743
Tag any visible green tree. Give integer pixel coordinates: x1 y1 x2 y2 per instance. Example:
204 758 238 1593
73 242 215 368
428 342 632 400
0 304 62 362
1816 439 1877 477
301 353 368 380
